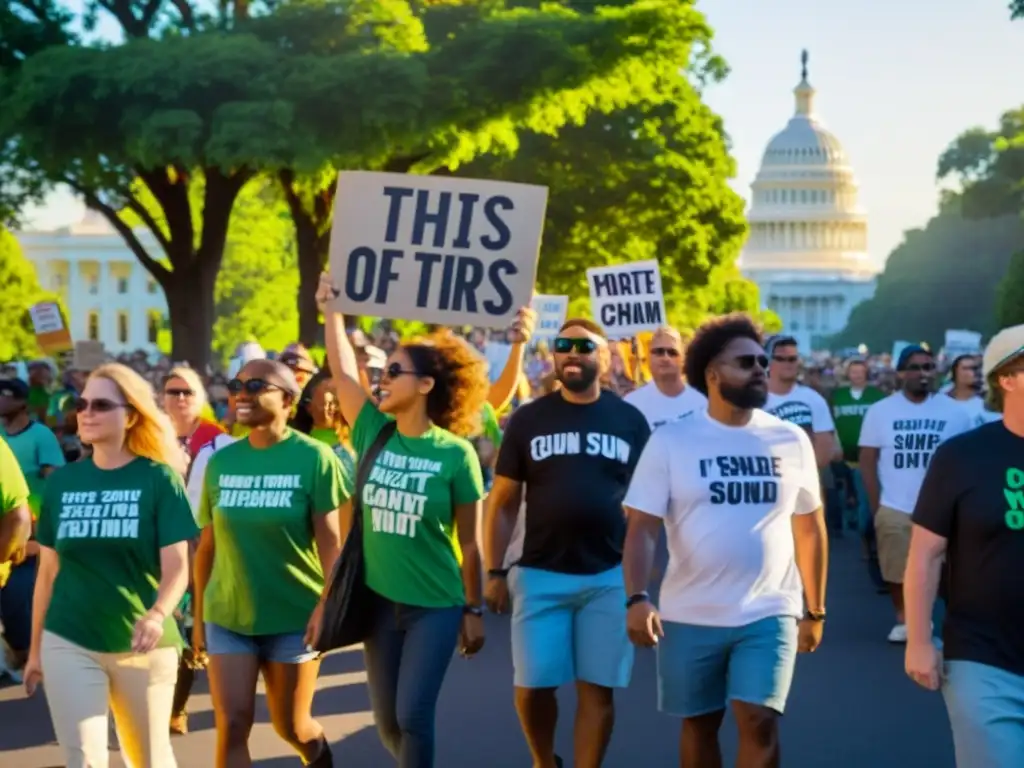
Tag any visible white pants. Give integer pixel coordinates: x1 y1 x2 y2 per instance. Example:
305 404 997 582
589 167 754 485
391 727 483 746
41 631 179 768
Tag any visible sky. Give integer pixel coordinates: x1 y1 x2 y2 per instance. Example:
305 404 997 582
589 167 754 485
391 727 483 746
20 0 1024 270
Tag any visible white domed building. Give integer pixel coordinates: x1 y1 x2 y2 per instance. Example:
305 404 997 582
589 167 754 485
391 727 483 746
741 52 878 352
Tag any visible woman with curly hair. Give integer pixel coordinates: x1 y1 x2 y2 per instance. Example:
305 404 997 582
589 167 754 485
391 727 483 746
317 274 487 768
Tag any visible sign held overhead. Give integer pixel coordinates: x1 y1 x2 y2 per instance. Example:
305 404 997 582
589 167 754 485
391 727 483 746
531 294 569 341
328 171 548 328
586 260 667 339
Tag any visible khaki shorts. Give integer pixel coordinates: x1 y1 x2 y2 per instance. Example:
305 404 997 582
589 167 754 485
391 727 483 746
874 505 912 583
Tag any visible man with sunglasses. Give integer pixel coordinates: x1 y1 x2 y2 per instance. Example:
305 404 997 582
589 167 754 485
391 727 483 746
624 326 707 430
622 313 827 768
904 326 1024 768
859 345 972 644
484 318 651 768
279 344 319 390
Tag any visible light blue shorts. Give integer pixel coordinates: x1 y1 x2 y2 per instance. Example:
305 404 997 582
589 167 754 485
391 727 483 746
508 565 633 689
205 622 319 664
943 660 1024 768
657 616 798 718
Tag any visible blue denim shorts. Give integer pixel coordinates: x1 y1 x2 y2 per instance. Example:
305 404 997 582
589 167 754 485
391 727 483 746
657 615 798 718
943 660 1024 768
205 622 319 664
508 565 633 690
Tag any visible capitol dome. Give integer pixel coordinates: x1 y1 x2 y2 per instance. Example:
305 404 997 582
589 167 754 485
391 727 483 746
740 51 875 278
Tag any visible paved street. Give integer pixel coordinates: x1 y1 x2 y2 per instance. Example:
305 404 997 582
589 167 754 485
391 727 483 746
0 537 954 767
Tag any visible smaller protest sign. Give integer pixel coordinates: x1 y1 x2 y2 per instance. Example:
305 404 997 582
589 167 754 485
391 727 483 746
943 329 982 360
586 260 666 339
531 294 568 342
29 302 73 355
71 341 107 372
328 172 548 328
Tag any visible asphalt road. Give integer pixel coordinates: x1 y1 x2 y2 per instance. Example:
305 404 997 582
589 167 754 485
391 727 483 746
0 537 955 767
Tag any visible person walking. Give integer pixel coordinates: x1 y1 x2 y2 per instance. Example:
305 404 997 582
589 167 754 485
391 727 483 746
904 325 1024 767
483 318 651 768
193 359 348 768
623 326 706 429
622 314 828 768
23 363 197 768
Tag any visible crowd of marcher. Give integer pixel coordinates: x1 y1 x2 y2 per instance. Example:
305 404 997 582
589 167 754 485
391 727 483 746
1 278 1021 768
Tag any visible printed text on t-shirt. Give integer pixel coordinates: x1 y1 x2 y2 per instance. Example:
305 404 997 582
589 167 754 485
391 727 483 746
362 450 443 539
217 474 302 508
891 419 946 469
529 432 633 463
699 455 782 505
56 489 142 540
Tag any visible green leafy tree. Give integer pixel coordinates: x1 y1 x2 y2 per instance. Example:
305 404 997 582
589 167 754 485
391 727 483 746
0 229 54 361
996 249 1024 327
1012 0 1024 20
1 0 689 369
830 203 1024 352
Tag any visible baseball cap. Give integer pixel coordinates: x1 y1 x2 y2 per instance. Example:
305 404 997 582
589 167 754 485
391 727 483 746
0 378 29 400
896 345 932 372
983 324 1024 378
766 335 798 357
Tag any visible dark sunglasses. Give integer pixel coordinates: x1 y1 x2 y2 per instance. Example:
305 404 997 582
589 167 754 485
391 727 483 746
650 347 680 359
383 362 420 380
734 354 770 371
227 378 283 395
74 397 131 414
772 355 799 364
164 388 195 398
279 353 315 373
553 337 598 355
903 362 936 373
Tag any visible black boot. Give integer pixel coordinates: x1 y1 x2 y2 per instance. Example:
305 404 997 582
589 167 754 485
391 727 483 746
307 739 334 768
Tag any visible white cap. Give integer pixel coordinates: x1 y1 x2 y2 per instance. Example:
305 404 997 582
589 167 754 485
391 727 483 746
982 325 1024 378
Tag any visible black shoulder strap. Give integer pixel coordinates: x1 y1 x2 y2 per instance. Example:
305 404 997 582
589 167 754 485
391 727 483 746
354 420 397 500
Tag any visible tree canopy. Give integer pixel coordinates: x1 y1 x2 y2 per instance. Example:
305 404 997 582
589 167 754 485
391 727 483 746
830 202 1024 352
1012 0 1024 21
2 0 705 369
0 229 54 362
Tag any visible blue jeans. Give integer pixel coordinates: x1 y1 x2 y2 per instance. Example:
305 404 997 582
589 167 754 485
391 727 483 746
363 598 462 768
0 556 36 651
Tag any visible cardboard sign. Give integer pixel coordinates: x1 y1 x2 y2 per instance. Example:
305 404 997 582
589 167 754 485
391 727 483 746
943 329 982 360
71 340 107 372
531 294 568 342
586 260 666 339
29 302 73 355
328 171 548 328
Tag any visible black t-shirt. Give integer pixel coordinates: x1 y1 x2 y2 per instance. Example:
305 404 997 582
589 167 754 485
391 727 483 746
496 390 651 575
912 421 1024 675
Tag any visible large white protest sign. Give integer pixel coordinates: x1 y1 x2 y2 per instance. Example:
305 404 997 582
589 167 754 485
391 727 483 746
328 172 548 328
943 329 982 360
531 294 568 341
586 260 666 339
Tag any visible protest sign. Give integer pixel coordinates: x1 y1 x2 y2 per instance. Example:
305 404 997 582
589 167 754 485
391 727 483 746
71 341 107 372
29 302 73 356
328 172 548 328
586 260 666 339
943 329 982 360
531 294 568 342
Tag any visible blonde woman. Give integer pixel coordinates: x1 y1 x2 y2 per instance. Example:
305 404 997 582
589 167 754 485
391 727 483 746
161 366 225 459
23 363 198 768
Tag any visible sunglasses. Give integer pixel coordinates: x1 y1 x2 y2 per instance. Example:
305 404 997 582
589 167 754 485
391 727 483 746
279 354 315 373
227 378 283 395
164 388 195 398
74 397 131 414
903 362 936 373
650 347 680 359
772 355 800 364
733 354 770 371
383 362 420 381
553 337 598 355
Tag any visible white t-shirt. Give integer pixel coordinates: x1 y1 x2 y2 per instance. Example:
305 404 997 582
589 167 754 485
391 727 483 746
185 434 239 517
947 394 1001 428
624 409 821 628
624 382 707 430
858 393 973 514
764 384 835 434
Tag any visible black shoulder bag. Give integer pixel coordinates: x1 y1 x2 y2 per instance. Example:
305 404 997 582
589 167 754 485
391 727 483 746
315 420 397 653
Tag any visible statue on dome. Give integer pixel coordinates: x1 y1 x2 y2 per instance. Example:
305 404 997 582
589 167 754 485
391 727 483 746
801 49 809 82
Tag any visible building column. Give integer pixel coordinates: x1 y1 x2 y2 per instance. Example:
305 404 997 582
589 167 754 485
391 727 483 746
99 260 114 349
67 260 83 342
129 265 148 351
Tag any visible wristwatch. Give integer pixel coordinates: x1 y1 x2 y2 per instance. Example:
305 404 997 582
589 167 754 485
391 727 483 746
487 568 508 580
626 592 650 609
464 605 484 617
804 609 826 621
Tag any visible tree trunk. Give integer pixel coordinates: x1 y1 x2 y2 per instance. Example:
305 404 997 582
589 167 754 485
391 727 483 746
296 218 327 347
165 260 218 372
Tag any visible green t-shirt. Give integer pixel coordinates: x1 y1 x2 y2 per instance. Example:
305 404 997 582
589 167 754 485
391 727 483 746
351 402 484 608
480 402 503 446
198 430 351 635
36 458 199 653
831 385 886 462
2 421 66 518
0 437 30 587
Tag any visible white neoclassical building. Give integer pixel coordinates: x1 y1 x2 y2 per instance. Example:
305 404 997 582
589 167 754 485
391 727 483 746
741 52 878 352
17 211 168 354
